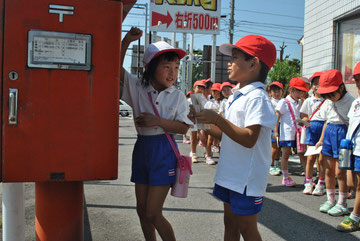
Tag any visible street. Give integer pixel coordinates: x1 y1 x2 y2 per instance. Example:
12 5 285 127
2 116 360 240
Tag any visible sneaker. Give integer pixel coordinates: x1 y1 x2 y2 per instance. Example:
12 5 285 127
205 157 216 165
328 203 350 217
211 145 220 153
319 200 336 213
275 166 282 175
190 152 199 163
282 176 296 187
337 217 360 232
182 138 191 144
303 184 313 195
312 185 325 196
348 190 356 199
269 166 281 176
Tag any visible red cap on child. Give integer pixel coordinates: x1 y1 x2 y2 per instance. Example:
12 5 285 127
309 72 323 82
353 62 360 76
269 81 283 89
317 69 343 94
211 83 222 92
221 82 233 90
193 80 206 88
219 35 277 69
186 91 193 96
289 77 309 92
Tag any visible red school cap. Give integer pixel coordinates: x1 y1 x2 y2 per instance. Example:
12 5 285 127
317 69 343 94
186 90 193 96
193 80 206 88
269 81 283 89
211 83 222 92
353 62 360 76
289 77 309 92
221 82 233 90
218 35 277 69
309 72 323 82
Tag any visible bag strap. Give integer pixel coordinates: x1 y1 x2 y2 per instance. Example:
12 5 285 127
147 92 181 159
351 122 360 140
285 98 300 133
308 99 325 121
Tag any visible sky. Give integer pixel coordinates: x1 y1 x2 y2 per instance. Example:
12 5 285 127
122 0 305 72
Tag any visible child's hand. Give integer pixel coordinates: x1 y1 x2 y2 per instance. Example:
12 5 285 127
124 27 143 43
273 131 279 139
315 140 323 149
135 113 160 127
194 109 219 124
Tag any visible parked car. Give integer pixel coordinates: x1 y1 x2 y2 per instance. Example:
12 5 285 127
120 100 132 117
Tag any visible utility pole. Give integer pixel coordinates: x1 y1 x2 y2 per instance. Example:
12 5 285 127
229 0 235 44
279 42 287 62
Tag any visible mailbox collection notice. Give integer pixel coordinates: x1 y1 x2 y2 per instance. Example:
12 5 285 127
33 36 87 64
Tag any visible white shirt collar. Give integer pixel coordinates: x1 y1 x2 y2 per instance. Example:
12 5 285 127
233 82 265 97
286 95 299 104
145 83 177 94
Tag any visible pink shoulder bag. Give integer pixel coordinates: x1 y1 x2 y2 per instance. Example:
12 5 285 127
147 93 193 198
285 98 306 153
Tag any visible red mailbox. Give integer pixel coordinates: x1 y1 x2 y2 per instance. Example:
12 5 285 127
1 0 124 182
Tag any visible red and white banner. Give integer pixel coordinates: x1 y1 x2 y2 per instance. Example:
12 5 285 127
150 0 220 34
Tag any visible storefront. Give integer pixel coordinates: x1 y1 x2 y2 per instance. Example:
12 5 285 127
303 0 360 96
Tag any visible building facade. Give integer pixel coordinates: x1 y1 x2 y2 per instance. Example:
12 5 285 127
303 0 360 96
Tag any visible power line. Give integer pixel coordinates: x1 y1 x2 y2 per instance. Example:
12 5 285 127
221 8 303 20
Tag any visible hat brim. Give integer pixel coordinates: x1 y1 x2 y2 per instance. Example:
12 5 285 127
294 86 309 92
150 48 187 63
317 86 338 94
219 43 242 56
269 82 283 89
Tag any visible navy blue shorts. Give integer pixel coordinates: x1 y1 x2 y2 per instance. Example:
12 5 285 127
353 155 360 172
213 184 263 215
322 123 347 159
131 134 177 186
305 120 325 146
280 140 296 147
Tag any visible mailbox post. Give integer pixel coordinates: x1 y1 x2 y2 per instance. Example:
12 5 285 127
0 0 136 240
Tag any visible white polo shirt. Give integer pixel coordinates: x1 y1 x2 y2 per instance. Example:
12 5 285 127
214 82 277 197
347 97 360 156
320 93 354 124
121 70 193 135
300 97 326 121
270 98 280 109
276 95 301 141
204 98 220 113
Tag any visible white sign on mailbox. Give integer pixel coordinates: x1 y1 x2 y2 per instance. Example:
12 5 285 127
150 0 221 35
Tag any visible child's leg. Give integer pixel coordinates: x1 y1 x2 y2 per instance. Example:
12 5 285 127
143 184 176 241
206 135 213 157
352 172 360 215
335 160 348 204
347 170 356 198
135 184 156 241
298 153 307 175
190 131 198 154
320 156 337 213
223 203 262 241
305 154 316 183
280 146 290 172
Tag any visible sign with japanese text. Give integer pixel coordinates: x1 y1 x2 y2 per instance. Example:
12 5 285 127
150 0 220 34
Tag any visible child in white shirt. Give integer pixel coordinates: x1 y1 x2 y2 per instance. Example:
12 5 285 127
274 77 309 187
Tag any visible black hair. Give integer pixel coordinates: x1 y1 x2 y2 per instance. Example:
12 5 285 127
205 81 213 88
141 51 180 86
269 84 282 92
320 83 347 100
241 50 270 83
311 76 320 86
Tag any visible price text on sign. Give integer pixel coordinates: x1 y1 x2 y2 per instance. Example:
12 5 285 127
150 0 220 34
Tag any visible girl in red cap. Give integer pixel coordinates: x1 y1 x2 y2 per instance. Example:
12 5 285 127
190 34 277 241
219 82 234 115
203 83 223 164
337 62 360 232
120 27 193 240
274 77 309 187
300 72 326 196
316 69 354 217
182 91 195 144
268 81 284 176
189 80 208 163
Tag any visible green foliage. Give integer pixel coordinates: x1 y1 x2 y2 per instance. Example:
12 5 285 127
267 59 300 86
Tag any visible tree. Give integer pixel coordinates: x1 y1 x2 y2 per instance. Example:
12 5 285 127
267 58 300 87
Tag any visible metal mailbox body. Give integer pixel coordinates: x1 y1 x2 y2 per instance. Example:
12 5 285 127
1 0 122 182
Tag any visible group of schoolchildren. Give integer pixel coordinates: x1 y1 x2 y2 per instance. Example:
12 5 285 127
268 66 360 233
186 79 236 165
120 25 360 240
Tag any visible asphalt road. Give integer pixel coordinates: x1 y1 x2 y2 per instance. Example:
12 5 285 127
1 116 360 240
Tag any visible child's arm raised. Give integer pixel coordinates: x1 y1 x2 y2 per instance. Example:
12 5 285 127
194 109 260 148
120 27 143 96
